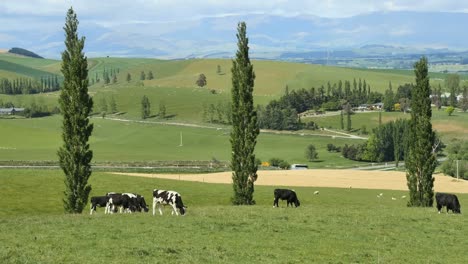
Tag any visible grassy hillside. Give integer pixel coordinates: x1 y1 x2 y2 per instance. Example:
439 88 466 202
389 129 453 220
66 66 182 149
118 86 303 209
0 115 364 168
0 53 61 75
0 169 466 263
1 56 467 165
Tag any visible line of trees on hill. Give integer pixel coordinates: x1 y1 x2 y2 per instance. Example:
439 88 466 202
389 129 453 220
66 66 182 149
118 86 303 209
257 79 382 130
202 101 232 124
384 76 468 113
0 76 61 94
337 119 444 164
90 67 119 85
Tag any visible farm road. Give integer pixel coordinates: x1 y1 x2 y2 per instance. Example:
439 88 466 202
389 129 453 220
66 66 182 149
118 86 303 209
99 117 365 140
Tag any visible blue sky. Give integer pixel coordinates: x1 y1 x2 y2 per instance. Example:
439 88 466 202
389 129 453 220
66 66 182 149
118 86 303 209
1 1 468 58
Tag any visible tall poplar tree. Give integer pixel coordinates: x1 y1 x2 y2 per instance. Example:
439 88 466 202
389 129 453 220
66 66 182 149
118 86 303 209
58 7 93 213
406 57 436 207
230 22 259 205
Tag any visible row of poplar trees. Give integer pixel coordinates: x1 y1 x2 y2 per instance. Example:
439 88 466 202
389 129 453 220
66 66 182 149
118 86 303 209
58 7 434 212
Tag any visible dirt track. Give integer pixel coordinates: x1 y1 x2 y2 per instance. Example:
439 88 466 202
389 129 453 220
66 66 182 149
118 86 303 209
112 169 468 193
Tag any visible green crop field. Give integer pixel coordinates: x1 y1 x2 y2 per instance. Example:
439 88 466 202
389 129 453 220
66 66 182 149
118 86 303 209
0 115 365 168
0 169 466 263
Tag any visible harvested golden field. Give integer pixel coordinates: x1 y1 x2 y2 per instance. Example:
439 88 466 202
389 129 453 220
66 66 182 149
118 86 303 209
112 169 468 193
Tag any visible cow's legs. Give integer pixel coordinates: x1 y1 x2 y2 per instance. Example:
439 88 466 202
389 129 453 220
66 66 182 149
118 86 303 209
104 202 109 214
152 199 157 216
158 203 164 215
171 204 179 216
273 198 279 208
90 203 94 215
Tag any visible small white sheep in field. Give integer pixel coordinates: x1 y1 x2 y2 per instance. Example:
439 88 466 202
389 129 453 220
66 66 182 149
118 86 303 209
314 191 319 195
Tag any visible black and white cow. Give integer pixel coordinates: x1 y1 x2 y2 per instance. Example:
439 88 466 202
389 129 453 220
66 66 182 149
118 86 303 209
273 188 300 208
106 192 138 214
436 192 461 214
133 193 150 213
152 189 186 216
90 196 110 215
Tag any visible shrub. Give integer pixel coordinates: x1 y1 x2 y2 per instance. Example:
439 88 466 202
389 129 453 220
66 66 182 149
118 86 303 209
269 158 289 169
278 160 290 170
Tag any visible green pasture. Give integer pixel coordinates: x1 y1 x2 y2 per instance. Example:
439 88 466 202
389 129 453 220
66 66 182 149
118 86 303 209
0 115 365 168
0 169 466 263
91 85 231 121
0 53 60 71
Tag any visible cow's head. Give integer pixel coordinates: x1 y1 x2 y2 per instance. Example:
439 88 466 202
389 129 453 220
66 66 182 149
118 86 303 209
179 206 186 216
294 199 300 207
454 206 461 214
139 197 149 212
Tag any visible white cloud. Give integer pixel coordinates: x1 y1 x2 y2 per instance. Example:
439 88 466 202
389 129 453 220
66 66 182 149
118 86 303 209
1 1 467 58
2 1 468 20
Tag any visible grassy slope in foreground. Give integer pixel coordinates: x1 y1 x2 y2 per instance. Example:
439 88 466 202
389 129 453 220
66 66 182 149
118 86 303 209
0 169 466 263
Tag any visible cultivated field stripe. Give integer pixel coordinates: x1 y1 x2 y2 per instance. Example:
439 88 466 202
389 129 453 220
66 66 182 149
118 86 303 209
111 170 468 193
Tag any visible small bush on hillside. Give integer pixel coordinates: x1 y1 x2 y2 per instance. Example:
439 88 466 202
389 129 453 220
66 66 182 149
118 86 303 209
304 121 319 130
278 160 290 170
342 144 366 161
269 158 289 169
446 106 455 116
305 144 319 161
327 143 341 152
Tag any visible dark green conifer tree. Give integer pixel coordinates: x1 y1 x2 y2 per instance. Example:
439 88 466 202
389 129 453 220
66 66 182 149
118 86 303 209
141 95 151 119
406 57 436 207
230 22 259 205
57 7 93 213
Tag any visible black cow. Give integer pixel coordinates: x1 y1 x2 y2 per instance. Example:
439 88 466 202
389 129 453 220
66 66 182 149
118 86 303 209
436 192 461 214
273 189 300 207
152 189 186 216
90 196 110 215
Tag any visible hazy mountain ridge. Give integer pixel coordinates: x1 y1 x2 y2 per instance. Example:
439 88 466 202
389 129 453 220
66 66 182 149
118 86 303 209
4 11 468 70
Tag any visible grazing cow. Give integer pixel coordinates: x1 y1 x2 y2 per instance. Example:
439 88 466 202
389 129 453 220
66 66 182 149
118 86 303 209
90 196 110 215
273 189 300 208
436 193 461 214
106 193 139 213
152 189 186 216
133 193 149 213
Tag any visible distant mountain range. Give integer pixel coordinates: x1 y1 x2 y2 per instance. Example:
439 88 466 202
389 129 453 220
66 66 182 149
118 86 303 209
4 11 468 70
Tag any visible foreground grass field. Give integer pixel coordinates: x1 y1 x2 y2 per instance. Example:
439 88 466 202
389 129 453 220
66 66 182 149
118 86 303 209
0 169 466 263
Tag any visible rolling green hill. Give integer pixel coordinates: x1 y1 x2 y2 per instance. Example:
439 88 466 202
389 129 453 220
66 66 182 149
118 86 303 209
1 56 467 165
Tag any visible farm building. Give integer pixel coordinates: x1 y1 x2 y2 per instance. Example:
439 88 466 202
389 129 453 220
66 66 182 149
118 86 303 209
0 107 24 115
